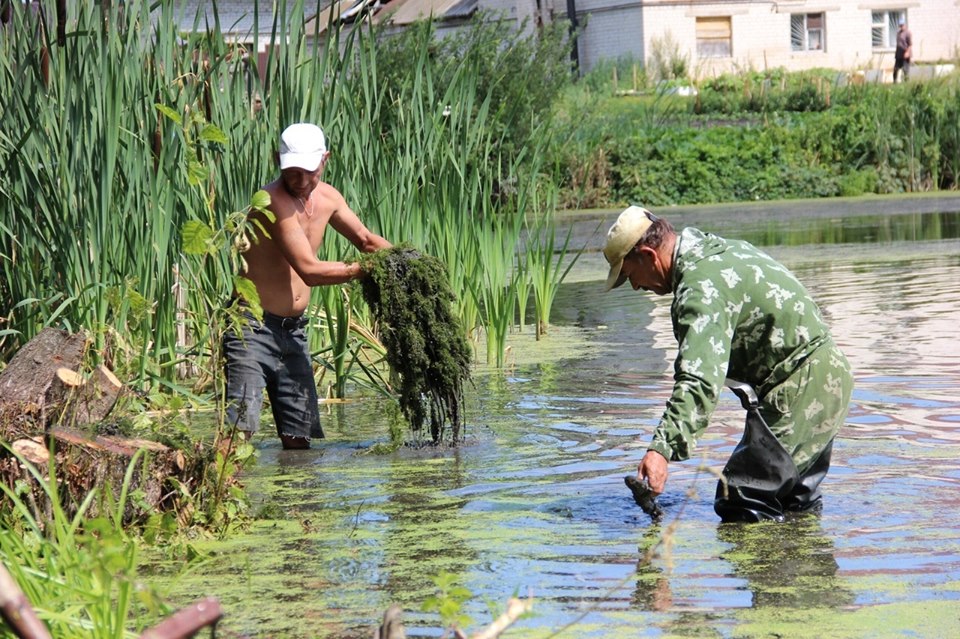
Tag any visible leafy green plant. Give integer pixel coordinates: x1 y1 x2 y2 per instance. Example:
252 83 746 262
0 445 169 637
421 571 473 633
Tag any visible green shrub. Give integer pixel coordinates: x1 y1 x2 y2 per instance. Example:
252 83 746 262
839 168 880 196
375 14 574 179
553 68 960 206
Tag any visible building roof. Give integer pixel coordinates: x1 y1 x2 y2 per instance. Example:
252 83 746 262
303 0 476 35
175 1 323 36
378 0 476 26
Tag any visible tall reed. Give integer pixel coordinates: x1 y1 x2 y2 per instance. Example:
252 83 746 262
0 0 573 420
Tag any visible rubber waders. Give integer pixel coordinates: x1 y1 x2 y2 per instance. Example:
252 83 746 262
714 381 833 523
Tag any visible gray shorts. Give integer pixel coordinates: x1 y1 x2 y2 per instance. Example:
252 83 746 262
222 310 323 440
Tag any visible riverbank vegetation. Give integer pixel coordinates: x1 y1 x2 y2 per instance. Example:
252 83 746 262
553 61 960 209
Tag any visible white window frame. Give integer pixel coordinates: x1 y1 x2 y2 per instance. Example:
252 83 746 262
872 9 906 50
696 16 732 59
791 13 825 52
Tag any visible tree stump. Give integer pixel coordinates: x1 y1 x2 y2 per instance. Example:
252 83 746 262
0 427 196 525
0 328 203 525
0 327 120 433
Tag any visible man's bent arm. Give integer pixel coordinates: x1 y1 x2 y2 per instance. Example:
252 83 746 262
329 200 391 253
269 213 367 286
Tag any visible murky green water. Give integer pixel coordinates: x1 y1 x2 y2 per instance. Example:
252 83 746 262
152 197 960 638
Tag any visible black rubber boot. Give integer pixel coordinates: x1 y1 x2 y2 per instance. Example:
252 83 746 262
783 441 833 514
714 381 800 523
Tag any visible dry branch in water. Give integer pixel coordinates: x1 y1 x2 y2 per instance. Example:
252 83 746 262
467 597 533 639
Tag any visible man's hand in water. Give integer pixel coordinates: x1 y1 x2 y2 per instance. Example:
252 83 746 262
639 450 669 494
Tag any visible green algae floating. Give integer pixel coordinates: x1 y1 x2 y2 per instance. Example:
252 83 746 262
359 247 472 444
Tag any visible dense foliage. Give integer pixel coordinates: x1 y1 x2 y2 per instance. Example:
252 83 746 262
376 14 574 183
0 1 573 391
553 68 960 208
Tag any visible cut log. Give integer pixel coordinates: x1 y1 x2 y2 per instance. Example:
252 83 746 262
53 427 188 522
0 328 87 435
0 329 122 436
0 328 87 403
0 331 215 528
48 365 123 427
0 427 199 525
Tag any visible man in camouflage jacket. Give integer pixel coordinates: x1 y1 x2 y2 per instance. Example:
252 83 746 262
603 206 853 522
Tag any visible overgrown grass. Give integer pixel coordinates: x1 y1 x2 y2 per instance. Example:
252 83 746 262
0 446 169 637
552 66 960 208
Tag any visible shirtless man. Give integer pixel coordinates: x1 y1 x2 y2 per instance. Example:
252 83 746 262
223 123 391 449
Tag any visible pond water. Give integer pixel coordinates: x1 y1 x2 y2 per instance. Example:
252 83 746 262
156 196 960 638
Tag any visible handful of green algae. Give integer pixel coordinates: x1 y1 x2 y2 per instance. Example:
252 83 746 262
358 247 472 444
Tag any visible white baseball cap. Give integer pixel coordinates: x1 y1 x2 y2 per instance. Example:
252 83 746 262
279 123 327 171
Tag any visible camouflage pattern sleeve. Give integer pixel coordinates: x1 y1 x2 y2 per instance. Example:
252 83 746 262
646 227 832 462
648 259 734 461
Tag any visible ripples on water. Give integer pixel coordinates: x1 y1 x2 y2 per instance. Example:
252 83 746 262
172 205 960 638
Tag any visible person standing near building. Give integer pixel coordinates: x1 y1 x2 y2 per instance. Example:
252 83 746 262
893 19 912 83
603 206 854 522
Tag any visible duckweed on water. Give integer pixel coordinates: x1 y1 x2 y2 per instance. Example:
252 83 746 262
359 247 472 444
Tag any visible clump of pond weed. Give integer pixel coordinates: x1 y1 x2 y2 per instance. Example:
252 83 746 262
358 247 471 444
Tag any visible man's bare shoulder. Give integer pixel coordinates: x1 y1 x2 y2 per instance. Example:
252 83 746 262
258 179 300 219
263 178 292 204
313 180 345 202
311 180 350 215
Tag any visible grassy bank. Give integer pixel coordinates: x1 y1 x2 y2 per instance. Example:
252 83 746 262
552 67 960 209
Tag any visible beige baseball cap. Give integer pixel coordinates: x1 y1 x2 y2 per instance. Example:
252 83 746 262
603 205 655 290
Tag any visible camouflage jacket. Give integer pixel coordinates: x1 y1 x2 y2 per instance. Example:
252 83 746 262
648 227 832 462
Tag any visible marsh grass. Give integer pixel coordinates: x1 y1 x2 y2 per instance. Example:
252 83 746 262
526 217 590 340
0 445 169 637
1 1 573 411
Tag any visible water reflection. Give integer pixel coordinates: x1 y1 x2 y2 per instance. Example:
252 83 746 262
739 211 960 247
632 525 673 612
379 449 477 611
716 517 854 609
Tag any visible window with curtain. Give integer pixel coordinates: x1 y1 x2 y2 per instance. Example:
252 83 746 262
791 13 825 52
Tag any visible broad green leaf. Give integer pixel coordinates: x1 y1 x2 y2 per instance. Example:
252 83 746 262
200 124 229 145
181 220 214 255
187 160 208 186
154 103 182 125
250 189 272 210
233 276 261 308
